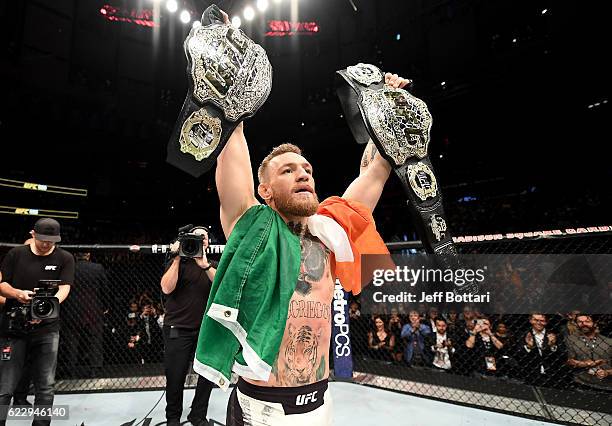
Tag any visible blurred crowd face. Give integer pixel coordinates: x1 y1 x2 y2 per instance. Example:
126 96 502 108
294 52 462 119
409 311 421 326
576 315 596 335
496 323 508 336
375 317 385 332
463 307 474 321
448 310 457 322
530 314 547 332
435 319 447 335
428 308 438 320
129 303 139 313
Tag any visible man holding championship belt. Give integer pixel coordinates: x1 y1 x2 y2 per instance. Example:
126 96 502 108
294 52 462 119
167 6 408 425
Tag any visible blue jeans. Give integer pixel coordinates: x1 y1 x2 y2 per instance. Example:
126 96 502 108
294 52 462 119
0 331 60 426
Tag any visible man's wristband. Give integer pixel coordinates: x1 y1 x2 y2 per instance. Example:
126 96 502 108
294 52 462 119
202 264 213 271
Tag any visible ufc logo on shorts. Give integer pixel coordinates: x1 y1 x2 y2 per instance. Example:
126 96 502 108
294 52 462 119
295 391 318 406
45 265 57 271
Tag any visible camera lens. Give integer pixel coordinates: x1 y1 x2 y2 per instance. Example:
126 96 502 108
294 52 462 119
33 299 54 318
183 239 199 256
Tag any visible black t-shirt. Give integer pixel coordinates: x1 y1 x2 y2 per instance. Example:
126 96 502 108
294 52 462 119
163 257 216 329
1 245 75 334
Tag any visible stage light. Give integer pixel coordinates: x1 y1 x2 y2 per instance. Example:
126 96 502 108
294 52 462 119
541 9 548 15
100 8 107 15
192 20 201 29
232 16 242 28
273 0 283 3
512 38 517 43
257 0 269 12
166 0 178 13
180 10 191 23
441 81 446 87
396 33 401 41
244 6 255 21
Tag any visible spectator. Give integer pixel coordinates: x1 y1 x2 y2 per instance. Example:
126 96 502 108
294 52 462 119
400 310 432 366
125 310 142 364
445 309 459 334
388 308 404 362
367 316 395 361
517 314 564 386
425 317 457 372
566 314 612 391
465 317 504 376
561 310 581 340
426 307 439 334
139 303 163 363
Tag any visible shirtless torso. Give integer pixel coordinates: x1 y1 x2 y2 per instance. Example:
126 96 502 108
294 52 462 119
245 234 334 387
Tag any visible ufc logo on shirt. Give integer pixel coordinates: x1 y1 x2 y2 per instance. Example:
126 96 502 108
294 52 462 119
44 265 57 271
295 391 318 406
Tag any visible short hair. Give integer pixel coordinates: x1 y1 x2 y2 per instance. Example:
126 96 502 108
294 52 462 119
434 317 447 324
575 313 594 322
257 143 302 184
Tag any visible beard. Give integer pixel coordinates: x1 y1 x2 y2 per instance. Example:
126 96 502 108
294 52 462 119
274 191 320 217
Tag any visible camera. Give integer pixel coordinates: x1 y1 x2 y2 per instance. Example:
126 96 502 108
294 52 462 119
2 280 60 336
176 224 204 258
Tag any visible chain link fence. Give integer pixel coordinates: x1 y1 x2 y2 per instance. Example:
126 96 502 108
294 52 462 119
1 233 611 425
350 233 612 426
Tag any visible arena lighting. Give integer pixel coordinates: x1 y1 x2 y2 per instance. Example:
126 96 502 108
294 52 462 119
0 178 87 196
166 0 178 13
192 20 201 28
257 0 269 12
265 20 319 37
0 205 79 220
243 6 255 21
541 9 548 15
231 16 242 28
180 10 191 23
99 4 157 27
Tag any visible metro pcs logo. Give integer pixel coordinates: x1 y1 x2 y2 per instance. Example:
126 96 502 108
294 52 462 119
332 280 351 357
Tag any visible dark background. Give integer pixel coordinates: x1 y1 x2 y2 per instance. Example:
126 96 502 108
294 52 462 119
0 0 609 245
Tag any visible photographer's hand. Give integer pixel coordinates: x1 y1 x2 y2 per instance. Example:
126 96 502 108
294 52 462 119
15 289 33 304
195 254 210 269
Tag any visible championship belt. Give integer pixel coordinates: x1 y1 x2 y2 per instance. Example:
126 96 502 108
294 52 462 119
336 63 455 254
167 5 272 177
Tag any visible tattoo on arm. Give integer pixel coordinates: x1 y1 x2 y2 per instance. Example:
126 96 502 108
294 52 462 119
360 141 377 168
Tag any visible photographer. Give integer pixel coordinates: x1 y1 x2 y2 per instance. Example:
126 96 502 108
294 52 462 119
160 226 216 426
0 218 75 426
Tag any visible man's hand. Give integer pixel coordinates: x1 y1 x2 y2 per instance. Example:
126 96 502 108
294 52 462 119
596 369 609 379
15 290 33 304
548 333 557 347
384 73 412 89
195 252 210 269
525 332 535 349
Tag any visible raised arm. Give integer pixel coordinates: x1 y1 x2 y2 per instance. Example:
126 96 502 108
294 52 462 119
342 73 410 212
342 141 392 212
216 123 259 238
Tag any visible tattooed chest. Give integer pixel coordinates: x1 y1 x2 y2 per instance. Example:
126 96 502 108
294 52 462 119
295 236 332 297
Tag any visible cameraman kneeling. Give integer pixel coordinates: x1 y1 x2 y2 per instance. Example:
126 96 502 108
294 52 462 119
0 218 74 426
160 226 216 426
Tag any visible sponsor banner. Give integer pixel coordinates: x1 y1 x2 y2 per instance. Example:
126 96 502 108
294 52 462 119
331 280 353 379
452 226 612 244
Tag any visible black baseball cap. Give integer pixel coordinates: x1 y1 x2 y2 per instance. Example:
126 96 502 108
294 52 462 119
33 218 61 242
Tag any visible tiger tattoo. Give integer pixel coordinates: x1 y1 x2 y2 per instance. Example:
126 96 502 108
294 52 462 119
283 324 323 386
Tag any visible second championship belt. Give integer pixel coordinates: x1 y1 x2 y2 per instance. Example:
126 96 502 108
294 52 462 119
167 5 272 177
336 63 455 254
